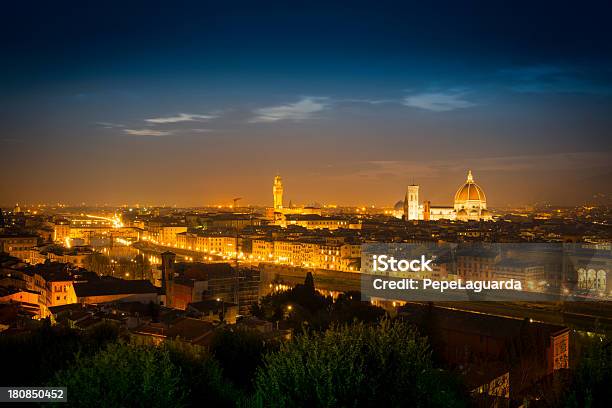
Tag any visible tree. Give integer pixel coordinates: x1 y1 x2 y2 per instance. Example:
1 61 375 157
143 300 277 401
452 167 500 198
51 343 184 408
0 321 121 386
50 341 236 408
210 327 276 391
162 341 236 407
303 272 315 292
251 319 468 407
331 291 386 324
254 287 386 331
564 336 612 408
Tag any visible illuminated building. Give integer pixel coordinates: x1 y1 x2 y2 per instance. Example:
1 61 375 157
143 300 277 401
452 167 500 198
162 256 260 315
53 220 70 242
159 226 187 247
401 170 492 222
144 223 187 247
0 287 39 306
184 212 261 230
266 175 322 221
405 185 420 221
251 238 361 272
564 246 610 295
176 232 236 255
493 259 546 290
19 264 79 314
273 174 283 211
0 233 38 261
53 215 134 246
283 214 351 230
456 249 500 280
453 170 491 221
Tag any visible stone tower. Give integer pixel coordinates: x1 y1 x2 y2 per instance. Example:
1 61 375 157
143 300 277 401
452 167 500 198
273 175 283 211
407 185 420 220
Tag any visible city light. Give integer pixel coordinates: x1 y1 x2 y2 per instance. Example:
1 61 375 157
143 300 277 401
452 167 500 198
1 4 610 405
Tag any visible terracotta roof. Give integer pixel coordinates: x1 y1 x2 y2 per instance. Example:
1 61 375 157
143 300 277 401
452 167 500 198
74 278 158 297
166 317 215 342
454 170 487 203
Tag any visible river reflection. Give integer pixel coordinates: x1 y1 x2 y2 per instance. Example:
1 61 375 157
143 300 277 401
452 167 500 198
95 244 195 266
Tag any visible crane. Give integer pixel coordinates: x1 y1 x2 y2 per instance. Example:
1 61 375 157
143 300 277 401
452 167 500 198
232 197 242 209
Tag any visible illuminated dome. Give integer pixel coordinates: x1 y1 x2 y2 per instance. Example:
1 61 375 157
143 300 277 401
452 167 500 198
454 170 486 203
453 170 488 221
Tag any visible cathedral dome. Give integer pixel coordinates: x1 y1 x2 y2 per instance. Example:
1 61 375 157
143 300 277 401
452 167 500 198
454 170 486 203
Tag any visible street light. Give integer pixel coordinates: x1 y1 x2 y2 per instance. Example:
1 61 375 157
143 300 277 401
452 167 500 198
284 304 293 320
216 298 225 323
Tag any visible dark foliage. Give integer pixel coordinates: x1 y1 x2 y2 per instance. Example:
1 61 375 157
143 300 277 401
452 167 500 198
251 319 468 408
564 337 612 408
210 327 278 391
253 275 385 331
50 341 236 408
0 320 123 386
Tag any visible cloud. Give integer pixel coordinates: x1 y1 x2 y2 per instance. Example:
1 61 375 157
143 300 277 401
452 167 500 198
403 91 476 112
251 97 329 122
145 113 217 124
334 98 395 105
95 122 125 129
123 129 171 136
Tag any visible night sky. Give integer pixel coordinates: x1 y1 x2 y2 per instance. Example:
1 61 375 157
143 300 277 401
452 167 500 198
1 1 611 207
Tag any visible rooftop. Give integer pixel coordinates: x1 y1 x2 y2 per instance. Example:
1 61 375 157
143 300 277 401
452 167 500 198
188 299 237 313
166 317 216 343
73 278 158 297
177 262 234 281
399 303 568 340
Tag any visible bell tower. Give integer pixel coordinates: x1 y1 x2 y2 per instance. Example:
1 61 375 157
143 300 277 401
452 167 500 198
407 185 420 220
273 175 283 211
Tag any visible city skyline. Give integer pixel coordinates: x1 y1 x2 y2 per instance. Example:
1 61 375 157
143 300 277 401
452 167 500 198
1 3 610 406
1 1 611 206
1 167 609 209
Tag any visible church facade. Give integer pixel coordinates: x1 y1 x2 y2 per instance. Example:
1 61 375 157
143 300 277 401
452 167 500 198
402 170 492 221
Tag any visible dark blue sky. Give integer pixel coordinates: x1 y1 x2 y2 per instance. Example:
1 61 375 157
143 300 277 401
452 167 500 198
1 1 611 207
